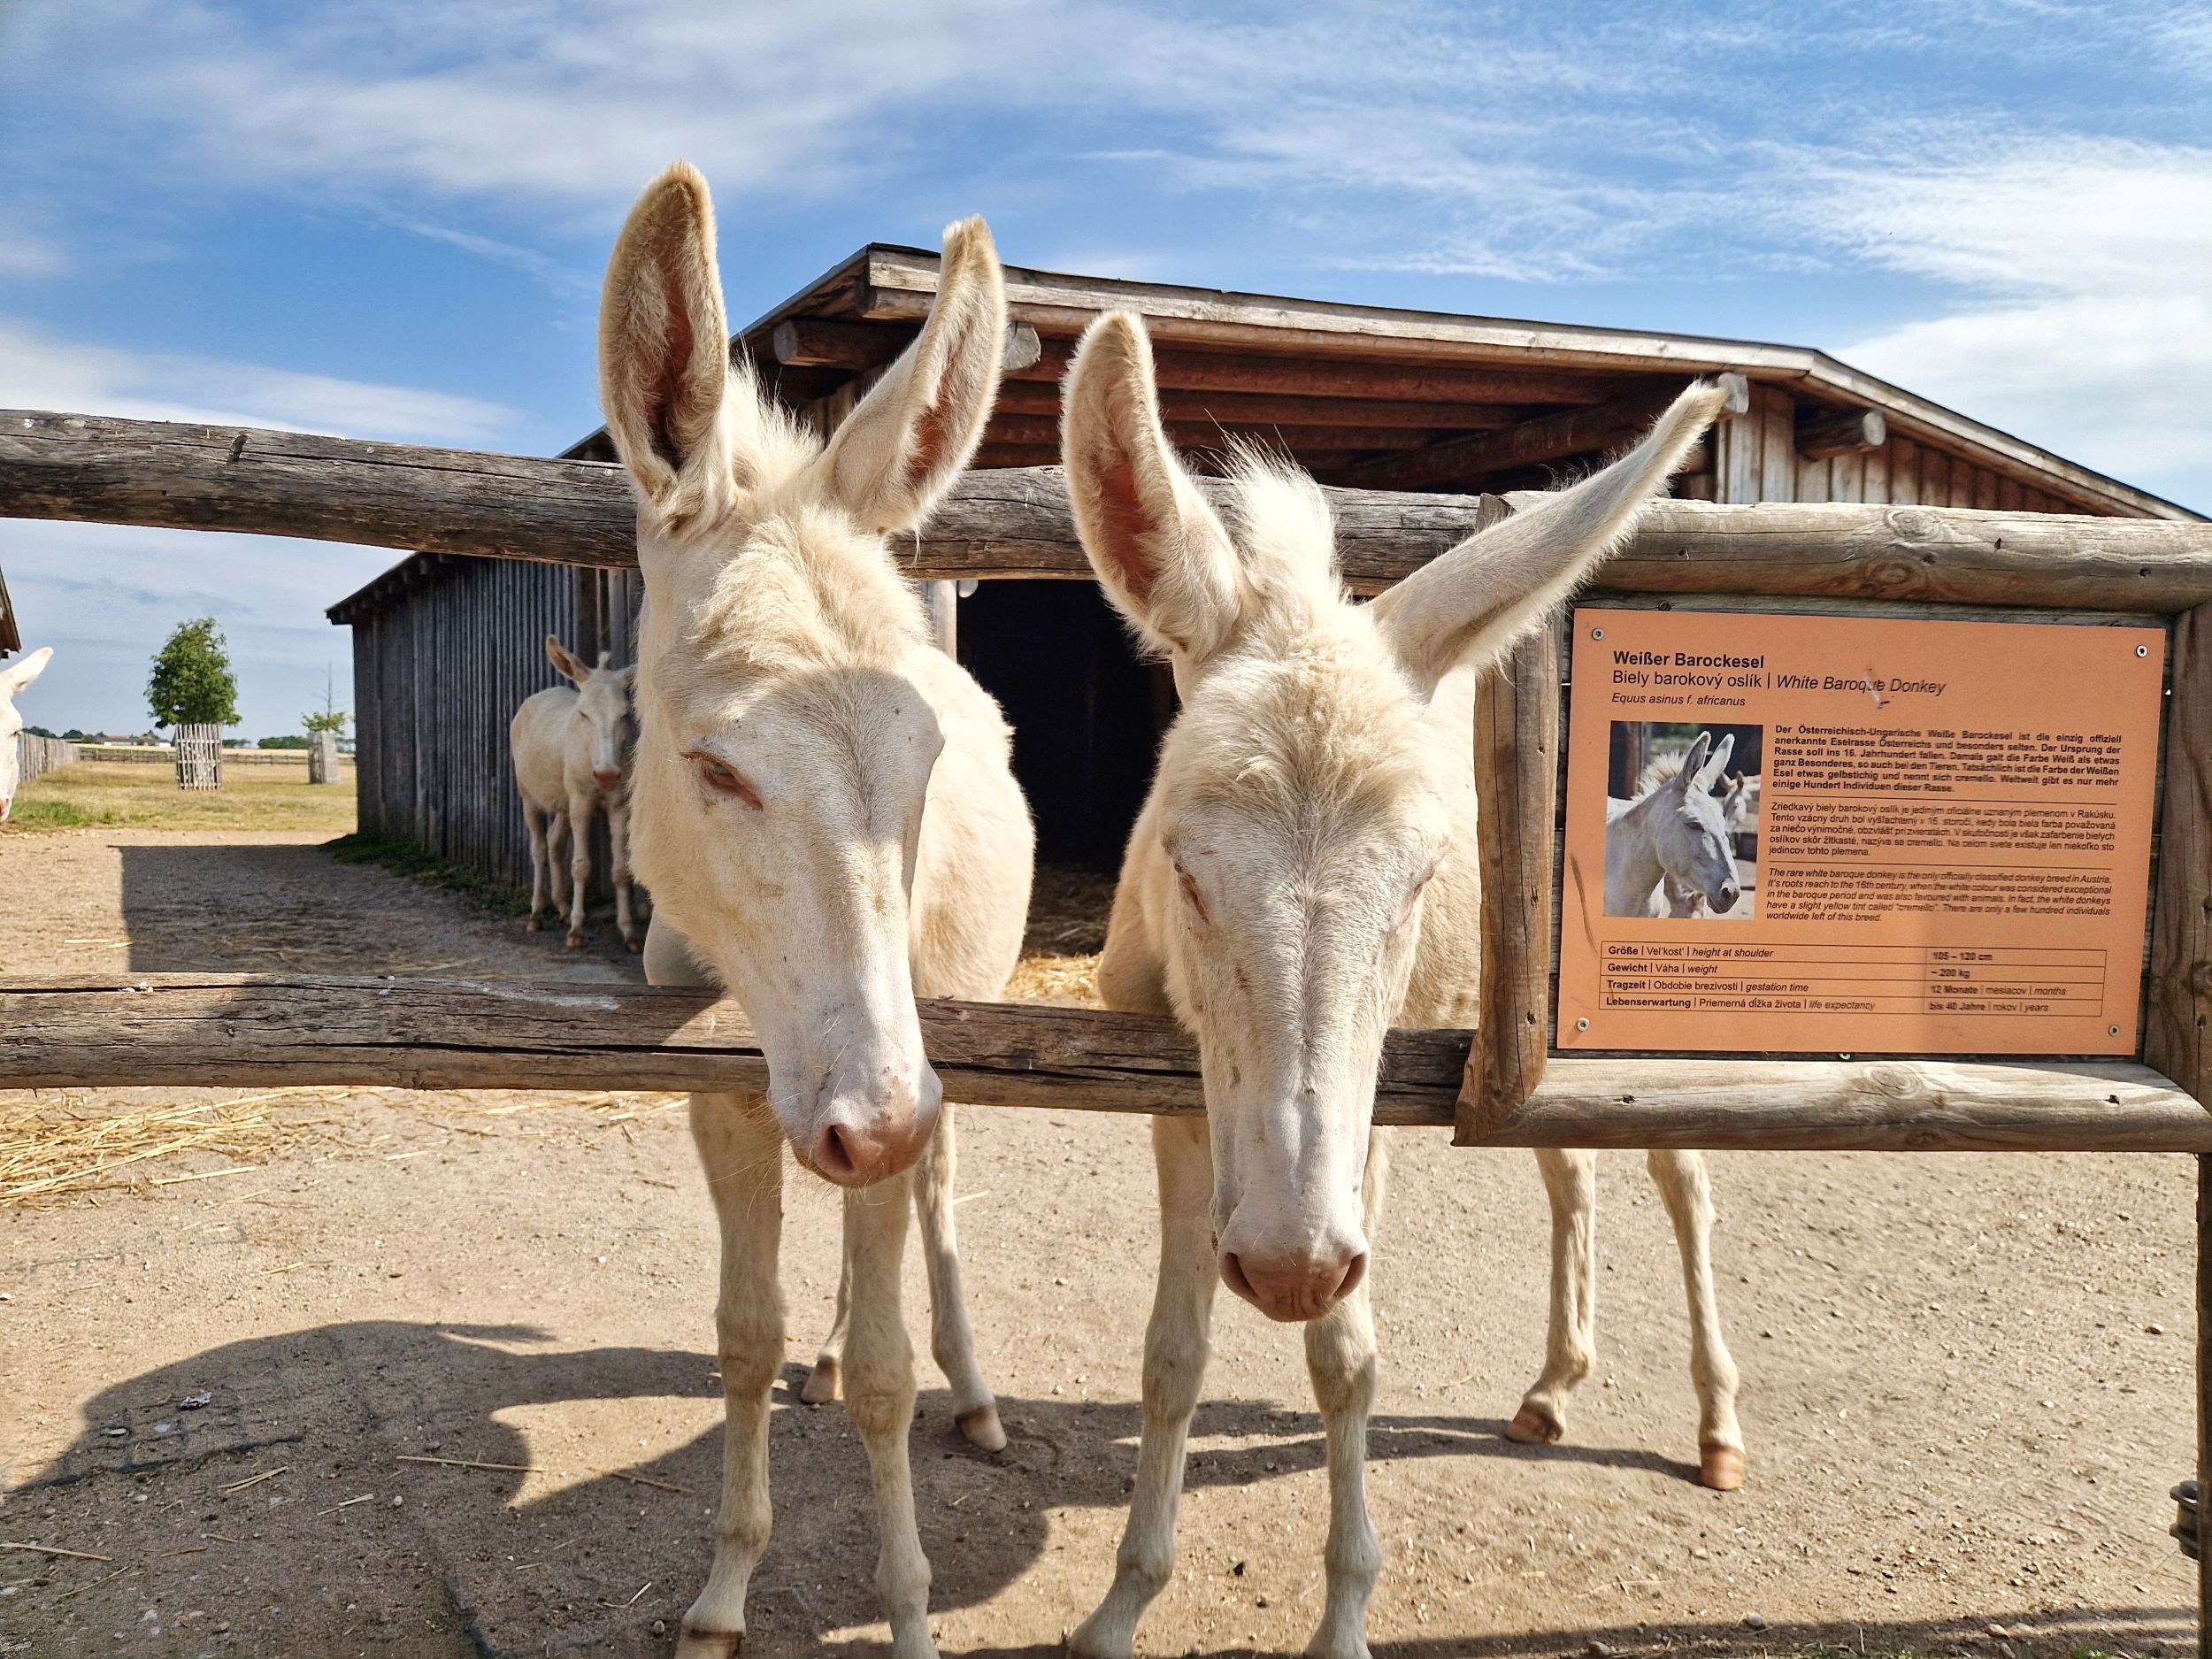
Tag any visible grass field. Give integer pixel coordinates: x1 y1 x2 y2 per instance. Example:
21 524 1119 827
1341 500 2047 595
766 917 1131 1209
3 759 358 834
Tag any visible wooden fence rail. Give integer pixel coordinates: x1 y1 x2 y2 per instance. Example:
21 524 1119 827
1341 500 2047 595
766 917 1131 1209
6 974 2207 1152
11 409 2212 607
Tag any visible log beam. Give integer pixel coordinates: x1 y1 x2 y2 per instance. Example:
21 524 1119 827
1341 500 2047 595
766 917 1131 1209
769 317 1041 373
4 974 2209 1150
11 411 2212 611
1797 404 1887 459
993 382 1530 431
1337 373 1749 491
1010 340 1629 407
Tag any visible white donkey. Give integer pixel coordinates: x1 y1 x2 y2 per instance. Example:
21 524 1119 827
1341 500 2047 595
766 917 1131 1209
509 635 643 949
1061 314 1741 1659
0 646 54 823
1606 732 1742 918
598 165 1032 1659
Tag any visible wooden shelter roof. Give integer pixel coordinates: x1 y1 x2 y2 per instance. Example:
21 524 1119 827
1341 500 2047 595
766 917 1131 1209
559 242 2195 521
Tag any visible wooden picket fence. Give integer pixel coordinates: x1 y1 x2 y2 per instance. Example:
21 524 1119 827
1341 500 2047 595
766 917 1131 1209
16 731 80 787
173 723 223 789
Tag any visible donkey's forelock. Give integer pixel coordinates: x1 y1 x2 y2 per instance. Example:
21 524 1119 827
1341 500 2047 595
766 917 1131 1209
680 503 932 677
1217 446 1342 621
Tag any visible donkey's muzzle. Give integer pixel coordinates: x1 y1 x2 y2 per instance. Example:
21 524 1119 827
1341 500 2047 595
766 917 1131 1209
1220 1247 1368 1323
1712 882 1741 912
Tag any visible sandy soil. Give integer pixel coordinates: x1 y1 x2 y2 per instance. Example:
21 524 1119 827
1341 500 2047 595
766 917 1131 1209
1 828 2198 1658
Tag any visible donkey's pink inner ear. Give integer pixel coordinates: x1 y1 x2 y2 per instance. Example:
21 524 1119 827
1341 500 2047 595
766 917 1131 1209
1093 455 1162 603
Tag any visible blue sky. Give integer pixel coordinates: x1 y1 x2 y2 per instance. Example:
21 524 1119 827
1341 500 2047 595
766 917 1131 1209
4 0 2208 735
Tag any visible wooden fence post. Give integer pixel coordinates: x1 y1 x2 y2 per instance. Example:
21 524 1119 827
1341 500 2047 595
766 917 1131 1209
2142 602 2212 1649
1457 617 1560 1144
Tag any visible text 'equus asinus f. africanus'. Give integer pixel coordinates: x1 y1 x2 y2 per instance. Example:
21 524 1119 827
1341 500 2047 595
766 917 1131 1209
1060 313 1742 1659
597 164 1033 1659
508 634 641 949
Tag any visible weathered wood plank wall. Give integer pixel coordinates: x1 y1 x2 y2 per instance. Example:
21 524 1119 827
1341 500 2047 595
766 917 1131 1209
344 557 639 893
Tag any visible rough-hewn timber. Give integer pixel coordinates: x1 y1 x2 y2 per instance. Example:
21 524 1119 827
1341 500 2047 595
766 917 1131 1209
10 411 2212 607
5 974 2208 1149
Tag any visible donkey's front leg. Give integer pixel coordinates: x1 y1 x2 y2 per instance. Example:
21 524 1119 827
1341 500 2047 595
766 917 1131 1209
1647 1148 1745 1490
678 1090 784 1659
1509 1147 1598 1447
563 794 595 948
609 796 642 952
1069 1114 1217 1659
842 1173 937 1659
1306 1126 1387 1659
914 1105 1006 1449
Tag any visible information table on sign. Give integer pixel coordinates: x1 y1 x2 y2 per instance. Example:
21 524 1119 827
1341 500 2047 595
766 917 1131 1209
1555 608 2164 1056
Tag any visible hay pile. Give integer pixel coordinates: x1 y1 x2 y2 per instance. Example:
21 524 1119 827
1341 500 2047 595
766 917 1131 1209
1005 864 1113 1006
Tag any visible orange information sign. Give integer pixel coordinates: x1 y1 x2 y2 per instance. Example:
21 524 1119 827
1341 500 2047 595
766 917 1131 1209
1556 607 2165 1056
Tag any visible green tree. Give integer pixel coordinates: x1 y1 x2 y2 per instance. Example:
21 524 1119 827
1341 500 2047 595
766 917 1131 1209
146 618 241 729
303 665 348 736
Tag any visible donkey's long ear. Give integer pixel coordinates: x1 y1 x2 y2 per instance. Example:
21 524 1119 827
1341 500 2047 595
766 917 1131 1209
1673 732 1714 791
599 162 738 534
1694 733 1736 792
1061 311 1244 665
0 646 52 697
545 634 590 687
807 217 1007 535
1370 380 1726 695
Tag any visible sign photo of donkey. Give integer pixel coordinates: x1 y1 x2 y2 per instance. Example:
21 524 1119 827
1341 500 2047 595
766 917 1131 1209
1604 721 1761 920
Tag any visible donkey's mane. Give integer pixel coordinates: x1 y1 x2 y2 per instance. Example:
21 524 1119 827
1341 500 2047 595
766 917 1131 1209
1634 751 1694 799
1220 443 1343 616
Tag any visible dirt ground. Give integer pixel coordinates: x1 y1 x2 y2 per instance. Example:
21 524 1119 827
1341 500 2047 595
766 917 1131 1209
1 826 2199 1659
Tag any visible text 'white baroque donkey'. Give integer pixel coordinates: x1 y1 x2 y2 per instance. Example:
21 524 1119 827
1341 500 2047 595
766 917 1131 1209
1061 314 1740 1659
509 635 642 949
599 165 1033 1659
0 647 53 823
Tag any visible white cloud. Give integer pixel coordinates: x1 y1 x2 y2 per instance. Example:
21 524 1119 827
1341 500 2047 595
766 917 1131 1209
0 319 516 443
1806 139 2212 507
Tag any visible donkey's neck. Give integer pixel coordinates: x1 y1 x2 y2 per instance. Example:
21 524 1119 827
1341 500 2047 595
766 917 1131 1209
1606 790 1671 910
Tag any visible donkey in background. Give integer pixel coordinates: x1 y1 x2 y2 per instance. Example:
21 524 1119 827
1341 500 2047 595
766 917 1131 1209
1606 731 1742 919
599 164 1033 1659
1060 313 1742 1659
508 634 642 950
0 646 54 823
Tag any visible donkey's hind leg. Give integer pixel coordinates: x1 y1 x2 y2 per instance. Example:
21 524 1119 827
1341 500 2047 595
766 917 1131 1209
1647 1148 1745 1490
522 800 552 932
802 1237 853 1406
1509 1147 1598 1447
912 1104 1004 1449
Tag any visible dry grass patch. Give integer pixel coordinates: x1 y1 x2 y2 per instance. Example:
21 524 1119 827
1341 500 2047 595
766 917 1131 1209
2 759 357 835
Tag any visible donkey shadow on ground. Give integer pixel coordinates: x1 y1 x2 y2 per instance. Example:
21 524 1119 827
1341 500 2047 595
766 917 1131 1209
19 1317 1771 1657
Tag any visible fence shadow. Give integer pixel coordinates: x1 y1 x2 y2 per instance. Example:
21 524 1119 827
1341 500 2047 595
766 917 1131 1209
17 1317 1734 1657
111 841 644 976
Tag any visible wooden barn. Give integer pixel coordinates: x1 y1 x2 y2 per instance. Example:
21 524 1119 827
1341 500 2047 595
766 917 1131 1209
330 245 2199 890
0 565 19 657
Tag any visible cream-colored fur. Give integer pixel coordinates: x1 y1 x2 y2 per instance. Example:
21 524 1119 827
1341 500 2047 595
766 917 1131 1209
597 163 1033 1659
0 646 53 823
1064 311 1740 1659
508 635 642 949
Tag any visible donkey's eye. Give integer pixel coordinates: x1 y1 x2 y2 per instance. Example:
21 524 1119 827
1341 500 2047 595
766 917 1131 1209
1395 867 1437 933
690 753 763 810
1176 867 1211 926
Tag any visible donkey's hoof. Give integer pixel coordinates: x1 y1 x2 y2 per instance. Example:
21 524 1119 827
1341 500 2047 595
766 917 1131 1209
800 1358 841 1404
526 918 542 933
1700 1446 1746 1491
1505 1402 1565 1445
565 933 585 950
956 1401 1008 1452
626 936 644 954
674 1625 742 1658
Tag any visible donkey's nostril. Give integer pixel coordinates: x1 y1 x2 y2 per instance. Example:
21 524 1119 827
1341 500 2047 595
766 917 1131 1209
1219 1251 1257 1304
1714 884 1741 913
814 1123 858 1180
